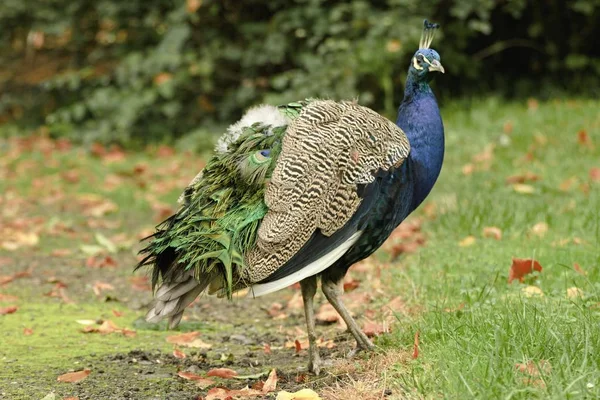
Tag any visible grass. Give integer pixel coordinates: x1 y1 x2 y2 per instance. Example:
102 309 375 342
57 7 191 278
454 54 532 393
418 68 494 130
0 98 598 399
378 98 600 399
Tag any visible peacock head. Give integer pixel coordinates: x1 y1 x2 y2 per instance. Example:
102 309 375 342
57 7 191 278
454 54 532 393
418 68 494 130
409 20 444 81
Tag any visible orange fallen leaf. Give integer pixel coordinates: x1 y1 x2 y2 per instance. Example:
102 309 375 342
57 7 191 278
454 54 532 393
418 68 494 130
0 306 18 315
0 293 19 302
462 163 475 175
590 167 600 182
530 222 548 237
363 320 387 337
343 278 360 292
263 343 272 354
51 249 72 257
93 281 115 296
577 129 593 148
573 263 587 276
483 226 502 240
515 360 551 377
412 331 420 359
57 369 91 383
262 369 278 393
177 371 214 388
23 328 33 336
567 287 583 299
505 172 540 184
508 258 543 283
63 397 80 400
112 309 123 317
458 236 476 247
206 367 238 379
294 339 302 353
166 331 211 349
315 303 339 324
82 320 136 337
172 349 186 359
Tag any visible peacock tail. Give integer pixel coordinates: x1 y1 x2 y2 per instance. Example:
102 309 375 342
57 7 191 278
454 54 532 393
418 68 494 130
137 101 308 298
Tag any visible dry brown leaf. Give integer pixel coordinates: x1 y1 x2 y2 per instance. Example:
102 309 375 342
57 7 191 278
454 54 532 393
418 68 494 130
483 226 502 240
57 369 91 383
458 236 476 247
508 258 543 283
262 369 278 393
573 263 587 276
0 293 19 302
23 327 33 336
51 249 72 257
276 389 322 400
412 331 420 359
1 232 39 251
530 222 548 237
567 287 583 299
505 172 540 185
363 320 387 337
522 286 544 297
512 184 535 194
177 371 214 388
577 129 593 148
315 303 339 324
590 167 600 182
172 349 186 359
206 368 238 379
111 309 123 317
0 306 18 315
515 360 551 377
462 163 475 175
82 320 136 337
92 281 115 296
166 331 211 349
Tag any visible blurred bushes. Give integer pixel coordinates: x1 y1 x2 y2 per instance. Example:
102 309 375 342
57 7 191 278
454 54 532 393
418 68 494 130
0 0 598 146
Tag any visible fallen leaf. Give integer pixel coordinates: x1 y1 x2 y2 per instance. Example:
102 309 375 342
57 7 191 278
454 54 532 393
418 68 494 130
263 343 272 354
0 306 18 315
505 172 540 184
262 369 278 393
459 236 476 247
530 222 548 237
111 309 123 317
1 232 39 251
483 226 502 240
82 320 136 337
63 397 79 400
363 320 387 337
23 327 33 335
509 258 543 283
527 98 539 111
57 369 91 383
412 331 420 359
573 263 587 276
462 163 475 175
522 286 544 297
577 129 593 148
315 303 339 324
177 371 214 388
276 388 322 400
294 339 302 353
512 184 535 194
51 249 72 257
0 293 19 302
92 281 115 296
166 331 212 349
129 276 151 291
559 177 576 191
173 349 186 359
590 167 600 182
567 287 583 299
342 278 360 292
515 360 551 377
206 368 238 379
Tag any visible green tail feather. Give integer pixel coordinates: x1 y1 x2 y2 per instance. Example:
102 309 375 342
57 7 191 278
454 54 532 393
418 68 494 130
137 102 310 299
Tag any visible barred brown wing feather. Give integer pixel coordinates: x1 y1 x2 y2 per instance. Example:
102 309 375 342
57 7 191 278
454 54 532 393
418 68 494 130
244 100 409 284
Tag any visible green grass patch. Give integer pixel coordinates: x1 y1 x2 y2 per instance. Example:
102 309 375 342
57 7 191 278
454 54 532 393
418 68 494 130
383 98 600 398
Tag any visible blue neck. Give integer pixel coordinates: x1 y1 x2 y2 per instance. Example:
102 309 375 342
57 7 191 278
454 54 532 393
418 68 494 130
395 74 445 210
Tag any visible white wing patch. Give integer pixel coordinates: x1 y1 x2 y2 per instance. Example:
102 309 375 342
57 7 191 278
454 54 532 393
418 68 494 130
215 104 289 154
248 231 363 297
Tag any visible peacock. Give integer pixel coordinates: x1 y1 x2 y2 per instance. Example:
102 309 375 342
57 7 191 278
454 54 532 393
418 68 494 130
136 20 445 375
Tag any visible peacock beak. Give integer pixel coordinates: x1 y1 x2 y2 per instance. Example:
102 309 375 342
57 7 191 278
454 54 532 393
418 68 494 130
429 60 445 73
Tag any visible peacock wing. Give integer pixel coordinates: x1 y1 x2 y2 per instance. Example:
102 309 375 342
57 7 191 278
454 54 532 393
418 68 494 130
244 100 410 292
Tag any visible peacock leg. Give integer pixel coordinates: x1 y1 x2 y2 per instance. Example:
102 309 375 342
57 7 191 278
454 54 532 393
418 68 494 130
300 275 322 374
321 278 375 352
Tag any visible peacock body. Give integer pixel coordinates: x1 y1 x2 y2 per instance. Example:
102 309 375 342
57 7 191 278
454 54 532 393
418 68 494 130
137 20 445 374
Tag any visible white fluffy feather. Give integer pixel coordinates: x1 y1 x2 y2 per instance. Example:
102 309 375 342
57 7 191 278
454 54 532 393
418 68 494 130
215 104 289 154
248 231 363 297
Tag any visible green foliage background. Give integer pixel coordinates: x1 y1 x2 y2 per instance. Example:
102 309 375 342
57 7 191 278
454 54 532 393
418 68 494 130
0 0 598 146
